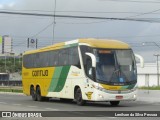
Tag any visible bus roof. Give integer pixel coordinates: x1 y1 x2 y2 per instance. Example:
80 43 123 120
79 38 130 49
24 38 130 55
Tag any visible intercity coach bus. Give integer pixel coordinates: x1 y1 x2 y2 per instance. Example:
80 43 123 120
22 38 144 106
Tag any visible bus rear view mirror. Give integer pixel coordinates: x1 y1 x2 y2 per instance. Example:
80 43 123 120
134 54 144 68
85 52 96 67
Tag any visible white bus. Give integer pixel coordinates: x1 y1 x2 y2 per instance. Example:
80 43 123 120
22 38 144 106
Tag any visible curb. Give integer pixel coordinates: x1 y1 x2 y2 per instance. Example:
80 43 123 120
0 92 24 96
137 90 160 103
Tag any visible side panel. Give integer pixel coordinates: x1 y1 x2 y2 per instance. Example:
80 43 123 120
48 66 70 92
47 66 85 99
22 67 55 96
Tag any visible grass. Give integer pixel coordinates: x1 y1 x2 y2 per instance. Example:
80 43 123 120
0 86 23 93
139 86 160 90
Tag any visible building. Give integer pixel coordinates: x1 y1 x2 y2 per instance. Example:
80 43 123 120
137 62 159 87
0 73 9 81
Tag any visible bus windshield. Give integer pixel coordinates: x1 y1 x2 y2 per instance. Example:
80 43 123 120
95 49 137 85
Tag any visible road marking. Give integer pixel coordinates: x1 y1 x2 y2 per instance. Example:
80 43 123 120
12 104 21 106
107 117 117 119
96 115 107 117
152 103 160 106
69 111 84 115
0 92 24 96
45 108 59 111
27 106 38 108
0 102 7 104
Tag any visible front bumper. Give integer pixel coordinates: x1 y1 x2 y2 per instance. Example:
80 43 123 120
88 90 137 101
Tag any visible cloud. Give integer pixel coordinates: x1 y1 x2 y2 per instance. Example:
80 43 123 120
0 4 4 9
8 2 15 7
0 0 16 8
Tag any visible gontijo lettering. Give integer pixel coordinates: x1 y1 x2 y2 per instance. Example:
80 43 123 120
32 70 48 76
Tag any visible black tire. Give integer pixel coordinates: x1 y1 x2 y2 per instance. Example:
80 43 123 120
36 87 44 101
44 97 50 101
110 101 120 106
30 86 37 101
75 88 85 106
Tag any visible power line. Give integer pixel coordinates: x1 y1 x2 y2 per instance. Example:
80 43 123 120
100 0 160 3
2 9 160 50
127 8 160 18
2 9 160 15
1 9 159 25
54 11 160 15
30 21 54 38
0 9 54 13
10 34 160 39
52 0 57 44
5 10 159 40
0 11 159 23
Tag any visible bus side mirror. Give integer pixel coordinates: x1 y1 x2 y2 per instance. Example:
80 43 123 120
134 54 144 68
85 52 96 67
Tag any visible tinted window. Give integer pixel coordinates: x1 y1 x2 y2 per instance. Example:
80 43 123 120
69 47 80 67
23 46 80 68
59 49 69 66
39 52 49 67
49 50 59 66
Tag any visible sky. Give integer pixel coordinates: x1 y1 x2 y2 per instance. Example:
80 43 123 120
0 0 160 62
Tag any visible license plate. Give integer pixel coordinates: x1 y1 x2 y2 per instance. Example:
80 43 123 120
116 95 123 99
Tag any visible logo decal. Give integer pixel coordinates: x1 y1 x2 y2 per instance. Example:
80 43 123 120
85 92 93 100
119 78 124 82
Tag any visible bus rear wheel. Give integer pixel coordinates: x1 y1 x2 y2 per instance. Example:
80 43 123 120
110 101 120 106
36 87 44 101
30 86 37 101
75 88 85 106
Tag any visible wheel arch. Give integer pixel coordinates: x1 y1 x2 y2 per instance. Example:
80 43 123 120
36 84 40 90
74 85 80 98
30 84 34 95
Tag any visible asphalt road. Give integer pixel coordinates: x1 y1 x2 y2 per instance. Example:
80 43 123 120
0 93 159 120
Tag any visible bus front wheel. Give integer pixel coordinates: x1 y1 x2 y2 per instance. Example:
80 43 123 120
75 88 85 106
110 101 120 106
30 86 37 101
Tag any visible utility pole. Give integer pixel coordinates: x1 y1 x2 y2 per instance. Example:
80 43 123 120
52 0 57 45
154 54 160 86
143 42 160 86
5 54 6 72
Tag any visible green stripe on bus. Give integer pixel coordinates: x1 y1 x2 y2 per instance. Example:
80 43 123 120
54 66 71 92
48 66 71 92
127 84 135 89
48 67 63 92
120 84 135 90
120 86 129 90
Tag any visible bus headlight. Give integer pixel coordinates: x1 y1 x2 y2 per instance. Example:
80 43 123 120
92 84 106 92
98 94 104 98
133 94 136 99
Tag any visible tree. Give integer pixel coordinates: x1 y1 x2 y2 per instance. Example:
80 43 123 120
0 56 22 73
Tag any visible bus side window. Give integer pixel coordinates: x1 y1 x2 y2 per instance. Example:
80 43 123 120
59 50 64 66
69 47 81 69
39 52 48 67
24 54 34 68
35 53 40 67
59 49 69 66
31 54 36 68
49 50 59 66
